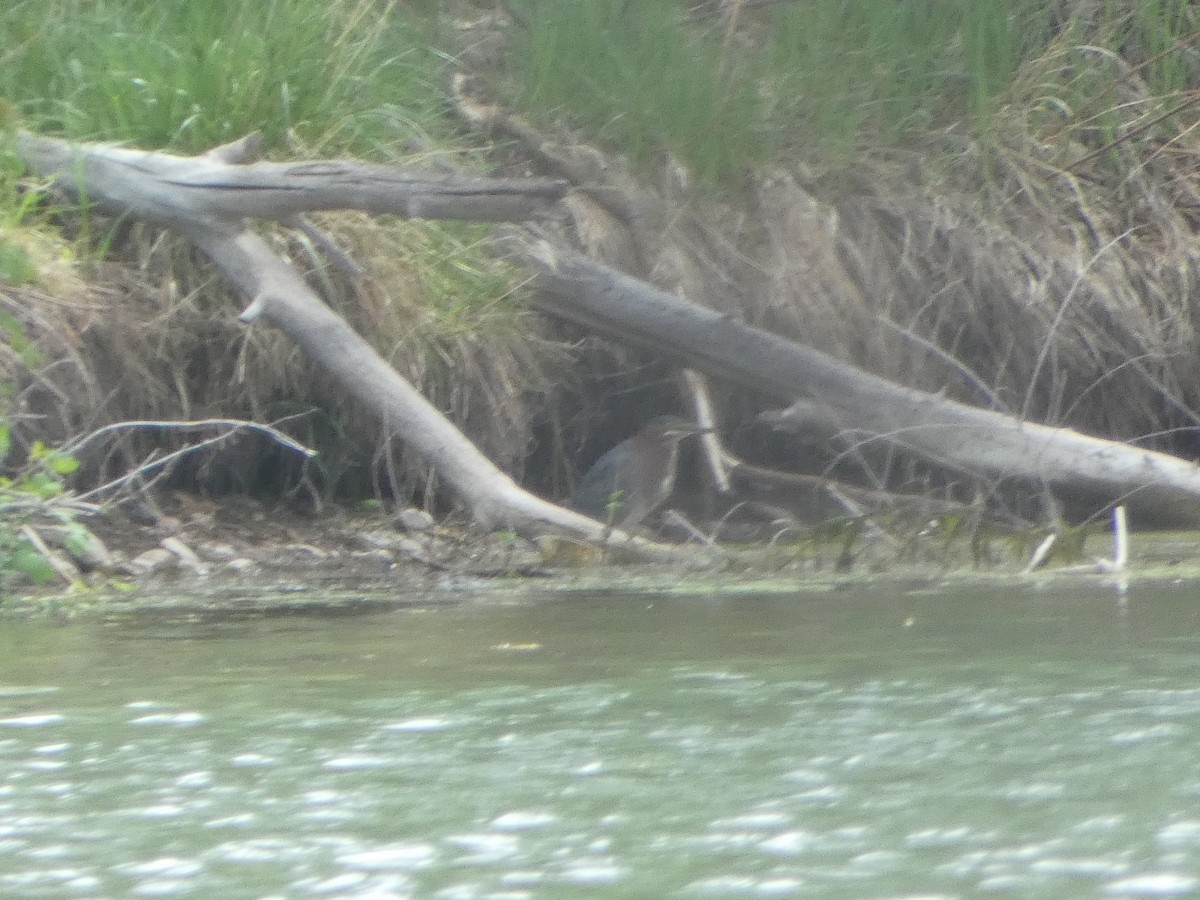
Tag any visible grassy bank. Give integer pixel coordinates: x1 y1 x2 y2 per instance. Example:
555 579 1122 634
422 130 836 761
4 0 1200 559
2 0 443 154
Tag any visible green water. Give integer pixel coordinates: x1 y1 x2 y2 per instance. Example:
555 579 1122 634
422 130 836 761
2 582 1200 898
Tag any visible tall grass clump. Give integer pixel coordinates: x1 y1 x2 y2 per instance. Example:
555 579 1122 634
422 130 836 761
509 0 763 185
1100 0 1200 95
503 0 1200 183
506 0 1055 180
1 0 443 156
763 0 1050 159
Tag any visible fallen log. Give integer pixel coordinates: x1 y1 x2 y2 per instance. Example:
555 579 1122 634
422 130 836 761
510 238 1200 527
18 131 566 224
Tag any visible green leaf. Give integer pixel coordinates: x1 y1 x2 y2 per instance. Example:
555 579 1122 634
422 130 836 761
46 452 79 476
19 472 62 499
604 490 625 515
0 239 35 285
0 148 25 180
60 523 87 556
0 309 41 367
10 545 54 584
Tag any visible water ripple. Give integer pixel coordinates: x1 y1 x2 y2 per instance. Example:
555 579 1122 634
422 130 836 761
0 714 66 727
3 604 1200 897
1104 874 1200 896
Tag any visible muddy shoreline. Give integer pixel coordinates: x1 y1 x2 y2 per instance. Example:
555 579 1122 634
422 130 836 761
5 491 1197 621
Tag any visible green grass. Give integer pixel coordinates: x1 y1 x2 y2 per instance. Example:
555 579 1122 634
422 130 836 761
0 0 446 157
0 0 481 303
510 0 763 185
507 0 1200 183
509 0 1054 181
763 0 1051 154
7 0 1199 185
1116 0 1200 96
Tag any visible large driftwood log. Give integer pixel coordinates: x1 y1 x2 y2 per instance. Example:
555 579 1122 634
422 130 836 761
512 239 1200 526
16 131 685 553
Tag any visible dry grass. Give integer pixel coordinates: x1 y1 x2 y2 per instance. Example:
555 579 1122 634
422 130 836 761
733 32 1200 454
0 213 569 505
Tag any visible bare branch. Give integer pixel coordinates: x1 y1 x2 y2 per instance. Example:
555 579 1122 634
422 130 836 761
63 417 316 458
71 418 316 504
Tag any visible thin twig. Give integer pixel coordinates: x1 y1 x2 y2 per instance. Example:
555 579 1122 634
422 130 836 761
70 418 317 504
284 214 366 280
1095 505 1128 574
1024 532 1057 573
63 417 316 458
0 498 102 517
880 318 1006 411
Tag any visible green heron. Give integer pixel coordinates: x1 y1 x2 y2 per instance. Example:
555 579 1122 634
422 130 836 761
568 415 708 530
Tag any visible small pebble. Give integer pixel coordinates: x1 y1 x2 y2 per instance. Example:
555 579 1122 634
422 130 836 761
395 508 434 532
129 548 176 576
